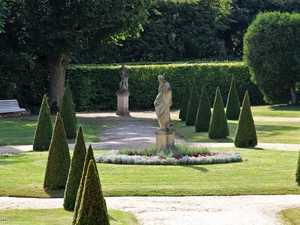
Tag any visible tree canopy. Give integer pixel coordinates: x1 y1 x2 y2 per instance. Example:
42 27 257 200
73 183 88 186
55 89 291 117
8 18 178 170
244 12 300 104
15 0 149 112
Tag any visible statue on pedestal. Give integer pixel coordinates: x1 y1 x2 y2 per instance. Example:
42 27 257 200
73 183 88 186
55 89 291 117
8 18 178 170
118 64 129 93
154 75 174 134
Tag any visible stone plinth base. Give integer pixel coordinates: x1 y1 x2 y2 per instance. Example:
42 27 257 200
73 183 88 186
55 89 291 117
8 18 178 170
155 132 175 149
116 92 130 116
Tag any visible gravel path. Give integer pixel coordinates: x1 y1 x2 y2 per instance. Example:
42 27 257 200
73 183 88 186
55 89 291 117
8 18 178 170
1 111 300 224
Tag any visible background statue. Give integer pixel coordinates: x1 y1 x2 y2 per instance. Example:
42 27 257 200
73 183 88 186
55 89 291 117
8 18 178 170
154 75 174 134
118 64 129 93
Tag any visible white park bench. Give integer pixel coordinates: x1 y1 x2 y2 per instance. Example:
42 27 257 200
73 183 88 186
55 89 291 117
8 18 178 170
0 99 26 115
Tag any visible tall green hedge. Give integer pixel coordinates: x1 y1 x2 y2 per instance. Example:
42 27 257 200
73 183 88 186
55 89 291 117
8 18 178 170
67 62 264 111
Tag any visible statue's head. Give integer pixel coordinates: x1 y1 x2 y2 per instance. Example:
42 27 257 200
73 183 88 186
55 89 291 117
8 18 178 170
158 75 165 82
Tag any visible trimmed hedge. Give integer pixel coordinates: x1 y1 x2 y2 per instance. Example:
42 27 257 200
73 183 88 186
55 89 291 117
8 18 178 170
179 80 191 121
195 84 211 132
66 62 264 111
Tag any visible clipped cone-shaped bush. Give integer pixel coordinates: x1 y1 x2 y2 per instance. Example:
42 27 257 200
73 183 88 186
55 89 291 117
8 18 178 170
64 126 87 211
74 159 109 225
226 77 240 120
179 80 191 121
208 87 229 139
66 80 77 124
73 144 98 224
43 112 71 190
234 91 257 148
61 84 77 139
185 81 199 126
296 150 300 186
33 94 53 151
195 84 211 132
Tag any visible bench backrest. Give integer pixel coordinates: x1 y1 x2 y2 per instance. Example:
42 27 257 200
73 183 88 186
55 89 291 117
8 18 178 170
0 99 26 113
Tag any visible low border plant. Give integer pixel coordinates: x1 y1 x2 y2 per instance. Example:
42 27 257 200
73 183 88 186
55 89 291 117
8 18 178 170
95 145 242 165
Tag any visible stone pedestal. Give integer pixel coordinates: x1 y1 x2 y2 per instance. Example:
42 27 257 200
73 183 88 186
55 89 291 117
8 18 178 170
155 131 175 149
116 92 130 116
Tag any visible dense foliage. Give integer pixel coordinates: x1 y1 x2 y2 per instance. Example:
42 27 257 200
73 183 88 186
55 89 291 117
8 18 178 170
234 91 257 148
208 87 229 139
43 113 71 190
64 126 87 211
244 12 300 104
33 94 53 151
195 84 211 132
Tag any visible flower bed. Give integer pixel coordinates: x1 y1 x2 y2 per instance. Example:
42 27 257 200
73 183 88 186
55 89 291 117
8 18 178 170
95 150 242 165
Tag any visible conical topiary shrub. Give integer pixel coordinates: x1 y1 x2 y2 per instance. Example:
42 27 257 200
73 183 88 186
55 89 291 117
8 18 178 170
296 150 300 186
185 81 199 126
73 144 98 224
195 84 211 132
226 77 240 120
208 87 229 139
60 84 77 139
64 126 87 211
43 112 71 190
66 80 77 124
74 159 109 225
234 91 257 148
179 80 191 121
33 94 53 151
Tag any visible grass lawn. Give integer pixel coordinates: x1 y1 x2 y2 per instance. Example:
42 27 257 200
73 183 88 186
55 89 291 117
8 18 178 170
0 209 138 225
0 120 99 146
175 120 300 144
251 104 300 117
281 207 300 225
0 148 299 197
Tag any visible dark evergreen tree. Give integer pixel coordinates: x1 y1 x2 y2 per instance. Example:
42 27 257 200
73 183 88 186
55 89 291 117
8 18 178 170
296 149 300 186
74 159 109 225
185 81 199 126
208 87 229 139
195 84 211 132
73 144 98 224
33 94 53 151
179 80 191 121
234 91 257 148
226 77 240 120
63 126 87 211
60 85 77 139
43 112 71 190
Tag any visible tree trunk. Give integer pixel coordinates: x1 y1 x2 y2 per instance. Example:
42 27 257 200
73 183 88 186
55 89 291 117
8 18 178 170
290 86 299 105
47 53 70 114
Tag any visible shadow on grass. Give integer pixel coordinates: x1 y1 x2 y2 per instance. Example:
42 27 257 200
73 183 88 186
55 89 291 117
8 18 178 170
181 165 209 172
269 104 300 111
44 189 65 198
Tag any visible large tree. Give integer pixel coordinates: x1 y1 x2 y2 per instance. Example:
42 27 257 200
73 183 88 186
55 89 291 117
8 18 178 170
16 0 149 112
244 12 300 104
